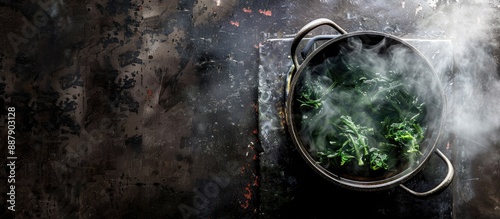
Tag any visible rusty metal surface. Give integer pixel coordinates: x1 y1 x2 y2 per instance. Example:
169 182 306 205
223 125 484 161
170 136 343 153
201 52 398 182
0 0 269 218
0 0 499 218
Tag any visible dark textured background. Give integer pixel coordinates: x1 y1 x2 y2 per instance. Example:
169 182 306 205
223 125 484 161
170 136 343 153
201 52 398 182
0 0 499 218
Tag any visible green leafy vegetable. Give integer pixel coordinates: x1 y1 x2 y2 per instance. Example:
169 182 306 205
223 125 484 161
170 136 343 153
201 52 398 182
338 115 373 166
369 148 389 171
298 81 336 109
298 54 427 177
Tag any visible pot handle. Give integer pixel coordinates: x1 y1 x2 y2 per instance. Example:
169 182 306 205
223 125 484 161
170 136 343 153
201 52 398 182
291 18 347 71
399 149 454 197
300 35 337 59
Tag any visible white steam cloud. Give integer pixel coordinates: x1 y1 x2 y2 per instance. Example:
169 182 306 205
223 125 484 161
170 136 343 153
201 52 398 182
418 2 500 149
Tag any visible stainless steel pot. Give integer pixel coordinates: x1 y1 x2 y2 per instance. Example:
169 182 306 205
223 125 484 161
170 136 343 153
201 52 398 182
285 18 454 197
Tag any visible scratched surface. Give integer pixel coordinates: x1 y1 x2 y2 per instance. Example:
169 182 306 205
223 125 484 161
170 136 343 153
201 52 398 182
0 0 499 218
0 0 270 218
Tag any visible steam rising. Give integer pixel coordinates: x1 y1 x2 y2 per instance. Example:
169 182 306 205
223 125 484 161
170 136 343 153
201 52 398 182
295 35 443 176
286 1 500 172
418 2 500 149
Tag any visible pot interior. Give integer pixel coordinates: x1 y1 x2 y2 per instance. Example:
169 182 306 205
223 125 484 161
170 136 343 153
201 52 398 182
288 33 444 184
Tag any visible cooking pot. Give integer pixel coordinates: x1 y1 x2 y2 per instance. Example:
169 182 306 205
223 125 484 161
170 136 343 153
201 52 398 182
285 18 454 197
